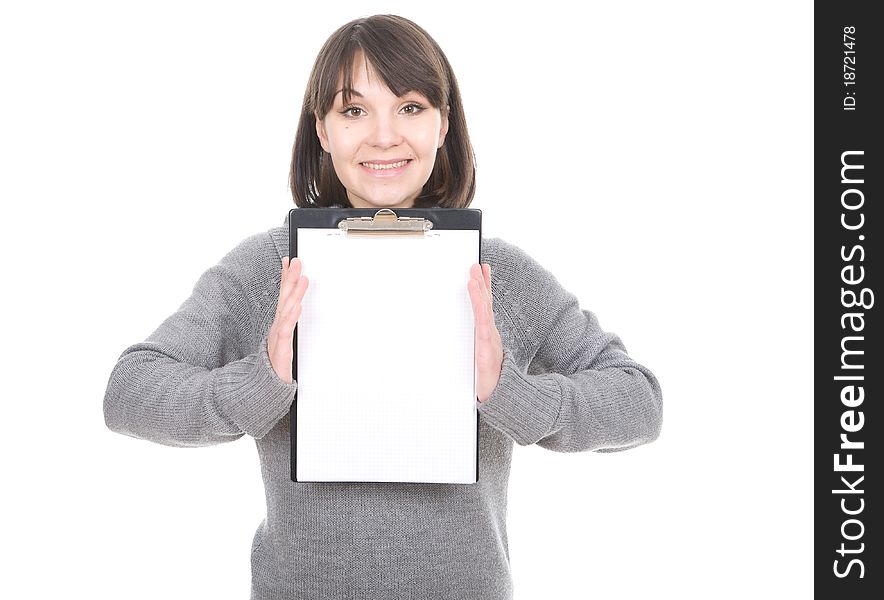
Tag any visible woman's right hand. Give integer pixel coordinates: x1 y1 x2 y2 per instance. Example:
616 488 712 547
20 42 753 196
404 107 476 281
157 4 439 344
267 256 309 384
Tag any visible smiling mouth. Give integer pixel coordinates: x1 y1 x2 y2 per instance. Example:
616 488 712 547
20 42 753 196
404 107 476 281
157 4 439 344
360 159 412 170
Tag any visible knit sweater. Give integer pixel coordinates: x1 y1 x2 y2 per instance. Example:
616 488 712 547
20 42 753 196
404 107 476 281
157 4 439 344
103 217 663 600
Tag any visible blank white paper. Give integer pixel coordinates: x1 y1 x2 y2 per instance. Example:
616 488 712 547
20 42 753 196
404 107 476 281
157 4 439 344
295 228 479 483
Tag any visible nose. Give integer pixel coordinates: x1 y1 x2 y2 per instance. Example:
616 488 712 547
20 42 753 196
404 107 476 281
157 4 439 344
367 113 404 149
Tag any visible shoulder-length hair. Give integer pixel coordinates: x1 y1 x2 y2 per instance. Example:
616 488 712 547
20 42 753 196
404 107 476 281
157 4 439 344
290 14 476 209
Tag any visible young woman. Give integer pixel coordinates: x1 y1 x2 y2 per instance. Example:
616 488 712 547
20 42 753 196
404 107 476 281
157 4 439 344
104 14 663 599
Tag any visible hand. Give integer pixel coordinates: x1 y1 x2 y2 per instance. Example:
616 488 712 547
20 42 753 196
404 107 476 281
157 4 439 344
267 256 309 384
469 263 504 403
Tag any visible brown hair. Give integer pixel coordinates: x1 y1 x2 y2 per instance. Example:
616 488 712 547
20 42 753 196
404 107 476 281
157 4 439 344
290 15 476 208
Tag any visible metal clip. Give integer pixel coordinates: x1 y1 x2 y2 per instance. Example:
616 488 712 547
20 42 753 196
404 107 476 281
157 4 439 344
338 209 433 236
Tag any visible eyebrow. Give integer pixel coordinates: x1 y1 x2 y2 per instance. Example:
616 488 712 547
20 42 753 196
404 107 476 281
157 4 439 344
335 88 364 99
334 88 426 102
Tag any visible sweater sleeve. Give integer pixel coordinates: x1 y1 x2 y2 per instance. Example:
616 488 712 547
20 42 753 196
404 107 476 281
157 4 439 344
476 241 663 452
103 232 297 448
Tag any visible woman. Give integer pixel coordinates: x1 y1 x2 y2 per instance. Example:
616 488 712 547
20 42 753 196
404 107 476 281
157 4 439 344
104 14 663 599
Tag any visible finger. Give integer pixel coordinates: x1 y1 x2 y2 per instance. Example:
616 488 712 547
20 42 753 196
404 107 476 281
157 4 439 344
282 260 302 312
284 257 302 292
467 277 480 315
279 275 309 325
288 275 310 311
468 270 484 304
477 263 492 304
470 264 487 303
285 303 303 331
469 278 490 336
476 264 497 330
277 290 303 333
476 265 493 312
277 258 303 312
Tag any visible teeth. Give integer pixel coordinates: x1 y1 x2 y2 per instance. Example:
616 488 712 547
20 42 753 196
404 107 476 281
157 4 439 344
363 160 409 170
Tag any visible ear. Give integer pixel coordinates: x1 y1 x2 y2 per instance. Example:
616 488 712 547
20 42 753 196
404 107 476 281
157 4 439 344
315 112 330 153
438 105 450 148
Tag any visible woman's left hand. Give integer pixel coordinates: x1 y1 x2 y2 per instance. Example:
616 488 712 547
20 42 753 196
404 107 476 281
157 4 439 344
469 263 504 403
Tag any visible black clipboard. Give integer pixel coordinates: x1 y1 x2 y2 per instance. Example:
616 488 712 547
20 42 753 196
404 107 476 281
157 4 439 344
288 207 483 483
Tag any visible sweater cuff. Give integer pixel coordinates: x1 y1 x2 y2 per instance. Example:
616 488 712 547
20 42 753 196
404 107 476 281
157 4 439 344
476 348 562 446
214 336 297 439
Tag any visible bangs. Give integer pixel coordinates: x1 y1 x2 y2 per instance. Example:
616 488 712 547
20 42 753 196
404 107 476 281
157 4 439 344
317 30 448 116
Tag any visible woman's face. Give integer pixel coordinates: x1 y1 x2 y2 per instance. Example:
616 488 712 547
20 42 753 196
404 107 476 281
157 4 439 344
316 55 449 209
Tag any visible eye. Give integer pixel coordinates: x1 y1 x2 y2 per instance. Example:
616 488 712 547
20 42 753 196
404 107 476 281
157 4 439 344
340 106 364 118
401 103 425 115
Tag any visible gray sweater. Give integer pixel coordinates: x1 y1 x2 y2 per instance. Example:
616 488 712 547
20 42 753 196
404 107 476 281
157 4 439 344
104 219 663 599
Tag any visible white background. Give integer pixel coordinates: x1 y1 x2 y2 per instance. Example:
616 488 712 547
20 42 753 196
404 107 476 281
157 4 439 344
0 1 812 598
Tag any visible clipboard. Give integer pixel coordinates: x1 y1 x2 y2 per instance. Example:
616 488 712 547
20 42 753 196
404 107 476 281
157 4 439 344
288 207 482 484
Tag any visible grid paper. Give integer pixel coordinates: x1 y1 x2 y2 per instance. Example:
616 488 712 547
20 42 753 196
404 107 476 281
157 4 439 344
295 228 478 483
